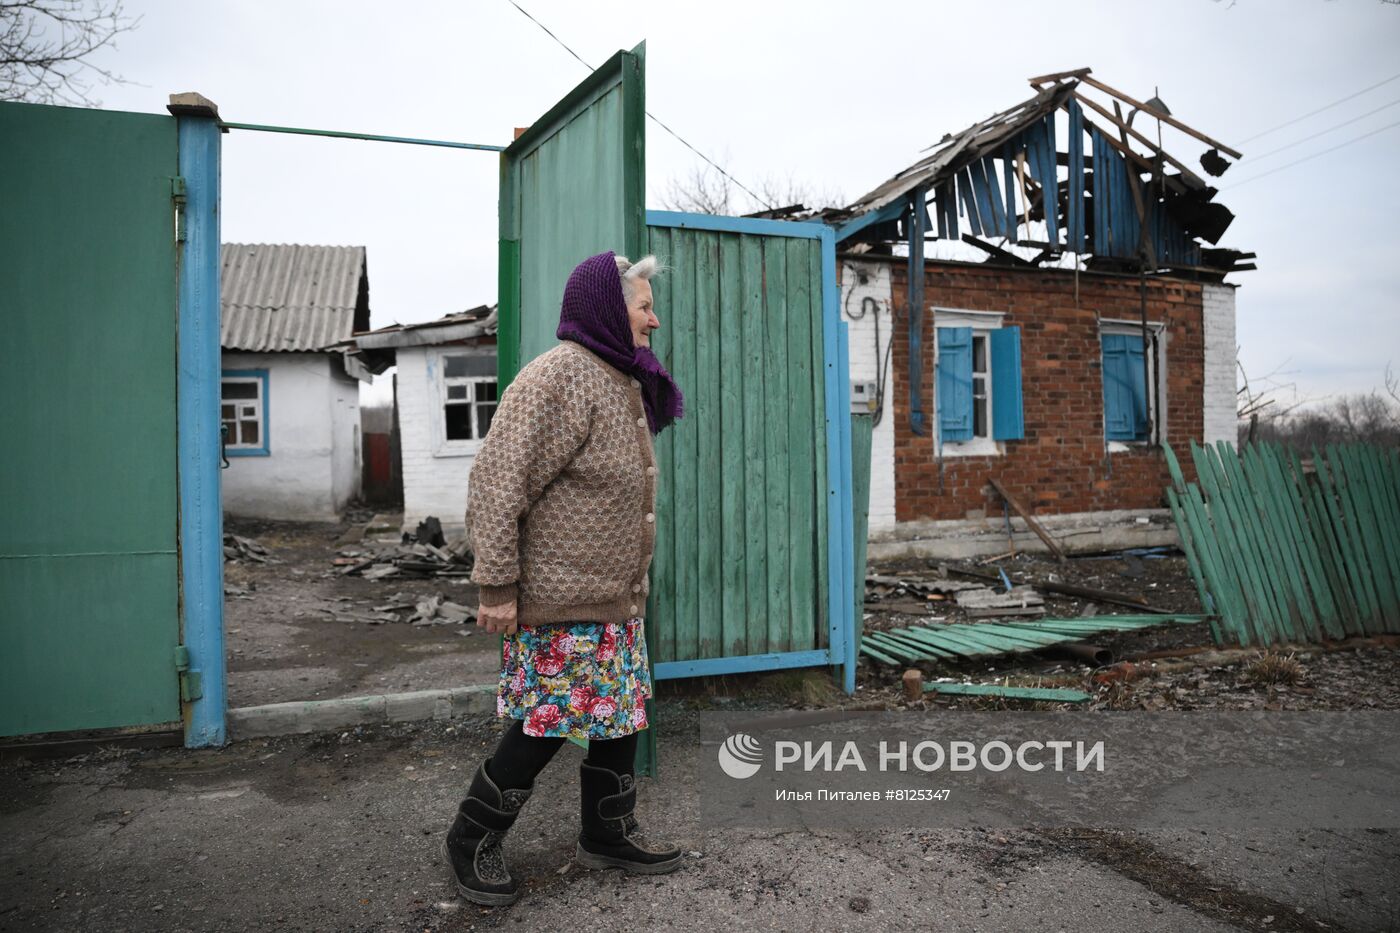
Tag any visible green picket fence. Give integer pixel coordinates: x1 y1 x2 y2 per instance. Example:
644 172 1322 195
1165 440 1400 647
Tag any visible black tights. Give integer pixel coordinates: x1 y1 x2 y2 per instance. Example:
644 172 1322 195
484 719 639 791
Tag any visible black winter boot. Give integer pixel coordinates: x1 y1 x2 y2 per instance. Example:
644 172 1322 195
576 762 682 873
443 760 533 905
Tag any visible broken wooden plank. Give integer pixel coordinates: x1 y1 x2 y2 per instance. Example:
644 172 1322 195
965 605 1047 619
987 478 1067 563
923 683 1091 703
961 233 1033 266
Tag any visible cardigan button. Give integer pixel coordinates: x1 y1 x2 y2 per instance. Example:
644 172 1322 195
646 466 656 476
631 583 641 593
645 512 655 523
629 604 638 615
630 378 640 388
636 416 646 428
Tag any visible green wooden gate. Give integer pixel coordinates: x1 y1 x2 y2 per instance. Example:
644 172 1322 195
645 215 843 674
0 102 184 737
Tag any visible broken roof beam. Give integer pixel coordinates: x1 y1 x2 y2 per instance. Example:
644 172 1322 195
1077 74 1243 159
961 233 1034 266
1026 66 1092 85
1068 91 1206 188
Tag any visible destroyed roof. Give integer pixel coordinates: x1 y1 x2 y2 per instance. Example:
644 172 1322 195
824 68 1254 278
221 244 371 352
347 304 498 374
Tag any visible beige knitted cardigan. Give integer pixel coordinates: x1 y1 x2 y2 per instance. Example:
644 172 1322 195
467 341 658 626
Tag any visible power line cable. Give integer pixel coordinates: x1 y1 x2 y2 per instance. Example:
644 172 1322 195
1226 118 1400 188
504 0 775 210
1249 97 1400 160
1238 71 1400 144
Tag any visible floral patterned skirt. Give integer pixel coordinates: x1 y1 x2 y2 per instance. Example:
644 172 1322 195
496 617 652 740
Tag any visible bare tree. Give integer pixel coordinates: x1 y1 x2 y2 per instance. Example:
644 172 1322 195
659 158 844 217
1 0 138 106
659 161 737 215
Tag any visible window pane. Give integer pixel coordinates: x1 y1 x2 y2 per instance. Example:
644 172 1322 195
444 355 495 378
223 381 258 400
972 336 987 373
240 420 259 445
973 398 987 437
240 405 257 418
446 384 468 400
445 404 474 440
221 404 235 420
476 403 497 439
476 381 498 402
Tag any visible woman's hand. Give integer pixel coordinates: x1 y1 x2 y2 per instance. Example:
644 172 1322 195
477 599 518 636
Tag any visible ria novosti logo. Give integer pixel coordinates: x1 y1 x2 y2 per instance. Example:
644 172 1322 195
716 731 1106 778
717 733 764 779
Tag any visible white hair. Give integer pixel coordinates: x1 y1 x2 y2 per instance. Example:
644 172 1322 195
615 254 662 302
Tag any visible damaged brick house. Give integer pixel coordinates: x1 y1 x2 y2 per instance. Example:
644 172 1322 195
814 68 1252 556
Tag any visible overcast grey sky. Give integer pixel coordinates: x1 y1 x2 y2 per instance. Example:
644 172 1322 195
86 0 1400 407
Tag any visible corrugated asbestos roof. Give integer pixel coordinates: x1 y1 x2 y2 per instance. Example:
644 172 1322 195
221 244 370 352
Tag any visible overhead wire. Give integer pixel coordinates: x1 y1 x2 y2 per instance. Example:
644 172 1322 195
1237 70 1400 143
1226 118 1400 188
1248 97 1400 161
503 0 775 210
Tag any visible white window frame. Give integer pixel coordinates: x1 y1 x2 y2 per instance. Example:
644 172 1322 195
433 348 497 458
934 308 1005 458
1099 319 1168 451
220 371 268 456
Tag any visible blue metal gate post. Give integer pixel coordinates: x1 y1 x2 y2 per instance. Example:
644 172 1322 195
837 320 857 694
173 95 227 748
819 226 856 695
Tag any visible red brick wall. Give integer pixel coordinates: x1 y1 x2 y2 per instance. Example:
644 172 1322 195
880 260 1203 522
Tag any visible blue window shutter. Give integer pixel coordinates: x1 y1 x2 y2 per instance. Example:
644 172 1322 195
1101 334 1148 441
990 326 1024 441
937 327 974 442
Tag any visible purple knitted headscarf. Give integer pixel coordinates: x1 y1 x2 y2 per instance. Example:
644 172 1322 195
556 251 684 435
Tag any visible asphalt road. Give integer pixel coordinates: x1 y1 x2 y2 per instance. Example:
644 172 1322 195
2 706 1396 932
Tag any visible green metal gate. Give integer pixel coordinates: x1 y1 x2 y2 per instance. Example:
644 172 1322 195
497 43 646 386
0 102 184 737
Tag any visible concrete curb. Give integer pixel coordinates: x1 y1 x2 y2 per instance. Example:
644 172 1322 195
227 684 496 741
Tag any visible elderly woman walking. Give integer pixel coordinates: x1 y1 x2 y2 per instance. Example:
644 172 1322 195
443 251 686 905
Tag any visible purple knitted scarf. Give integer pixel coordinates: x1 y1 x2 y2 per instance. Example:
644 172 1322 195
556 251 684 435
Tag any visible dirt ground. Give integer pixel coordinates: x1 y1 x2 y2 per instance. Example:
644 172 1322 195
222 518 501 708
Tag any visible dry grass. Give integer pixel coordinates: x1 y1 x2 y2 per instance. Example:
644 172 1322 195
1242 650 1305 686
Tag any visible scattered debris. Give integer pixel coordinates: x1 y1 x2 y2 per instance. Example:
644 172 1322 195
944 564 1168 614
415 517 447 549
334 536 472 581
956 585 1045 617
861 615 1206 667
224 533 274 563
224 582 256 600
409 593 476 626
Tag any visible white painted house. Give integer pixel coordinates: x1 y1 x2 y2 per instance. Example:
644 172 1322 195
220 243 372 521
351 306 498 534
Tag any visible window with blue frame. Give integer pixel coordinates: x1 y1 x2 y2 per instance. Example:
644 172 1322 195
936 318 1023 451
221 369 269 456
1099 328 1160 443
